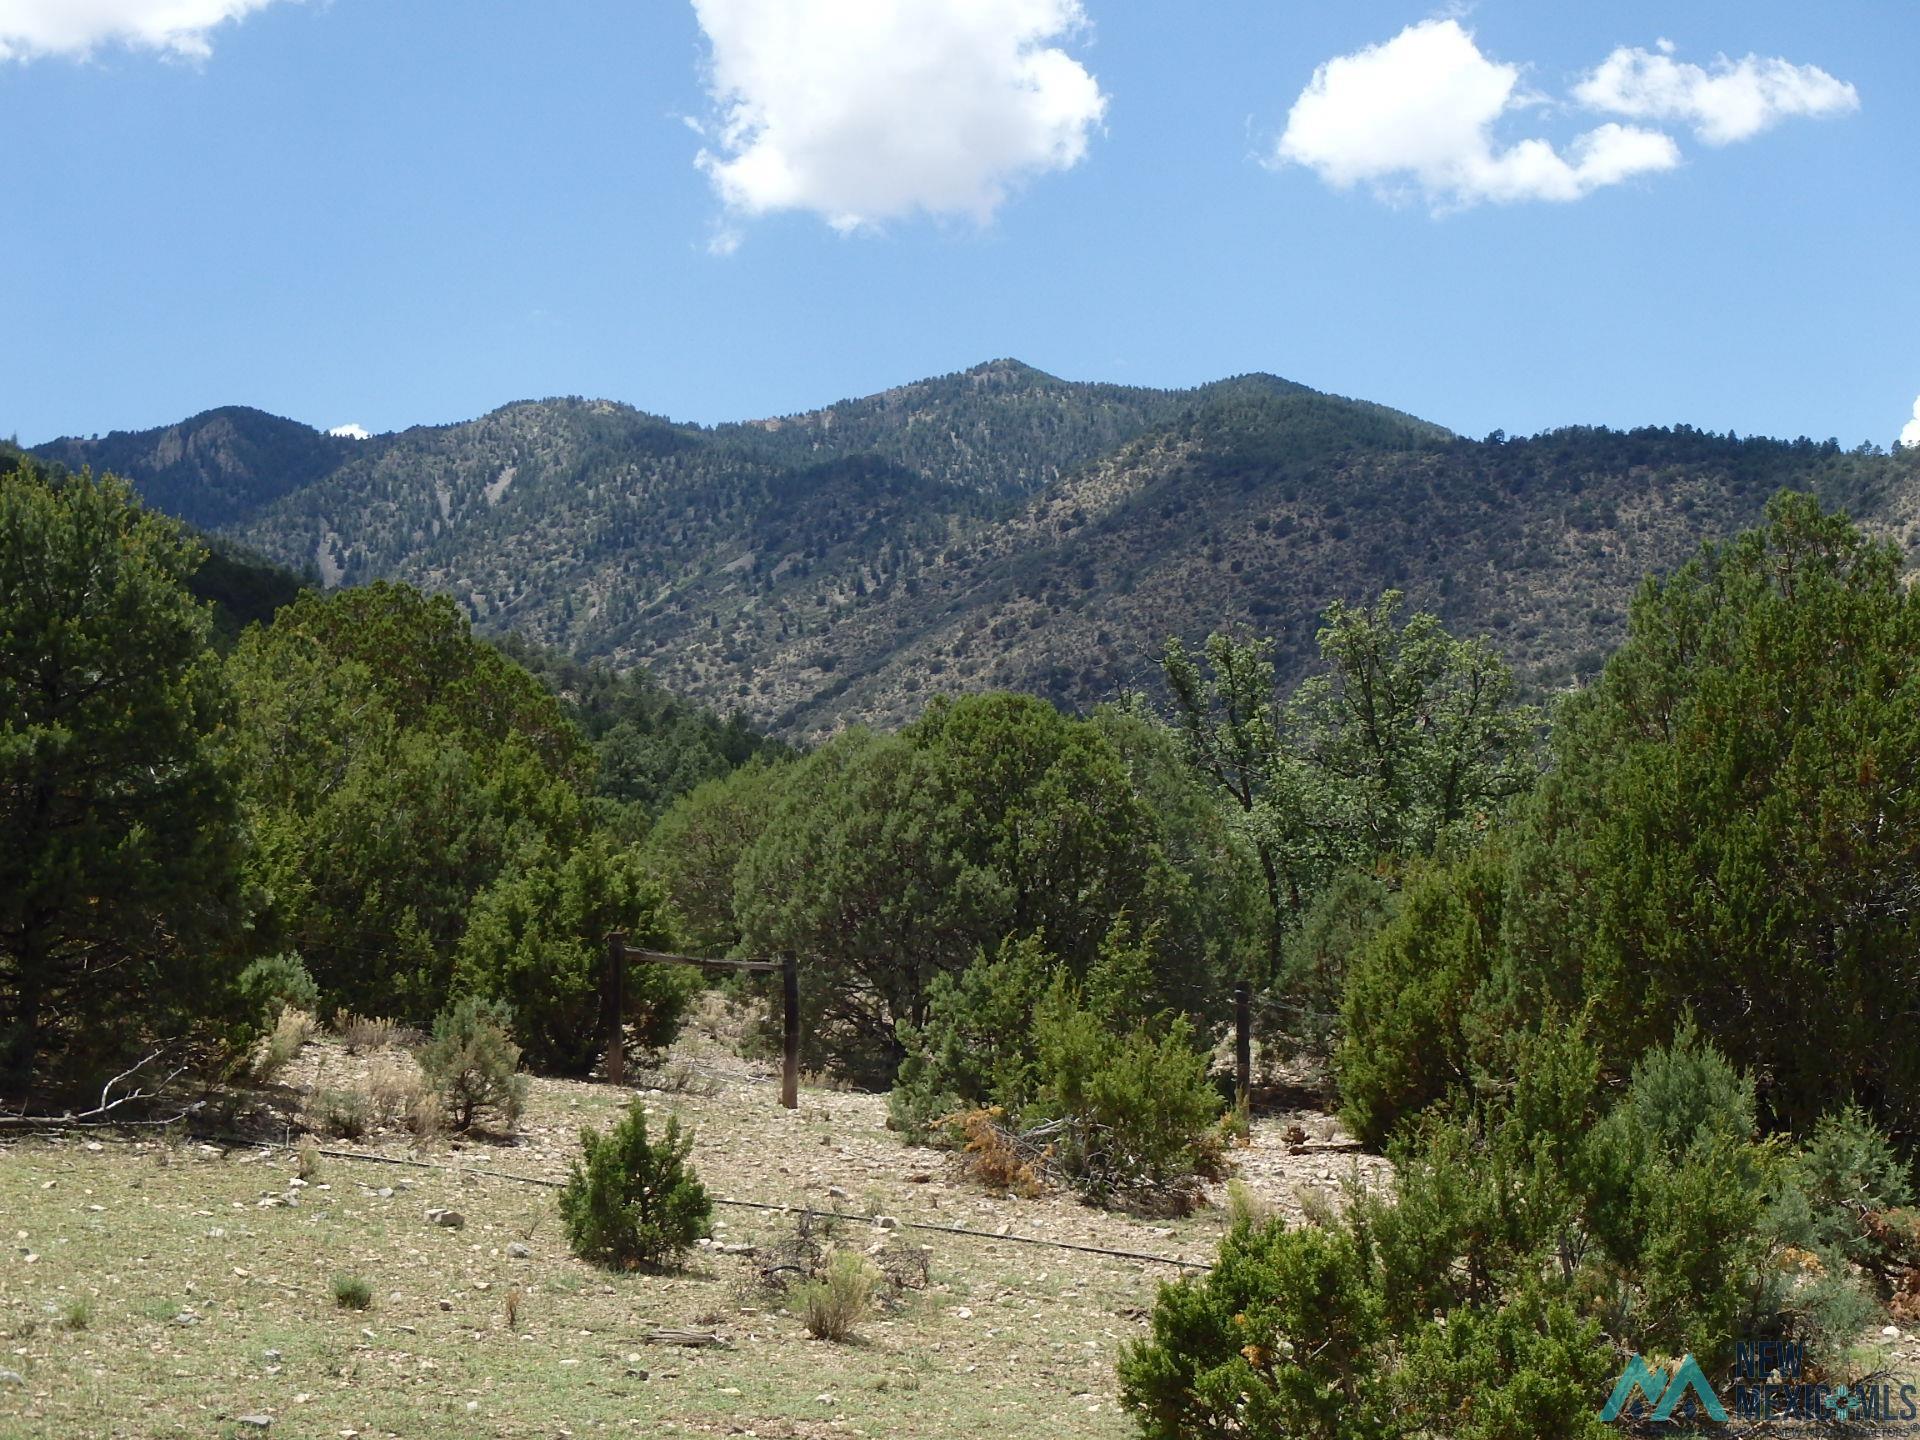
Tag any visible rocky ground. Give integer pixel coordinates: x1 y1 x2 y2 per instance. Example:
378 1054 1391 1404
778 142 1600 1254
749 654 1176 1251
0 1007 1391 1440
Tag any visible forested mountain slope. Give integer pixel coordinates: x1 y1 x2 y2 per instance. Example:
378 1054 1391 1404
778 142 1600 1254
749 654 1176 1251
39 363 1918 736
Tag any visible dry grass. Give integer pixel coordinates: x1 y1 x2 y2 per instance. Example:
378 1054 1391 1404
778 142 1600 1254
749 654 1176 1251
331 1012 411 1055
248 1007 316 1084
794 1251 875 1341
0 1029 1403 1439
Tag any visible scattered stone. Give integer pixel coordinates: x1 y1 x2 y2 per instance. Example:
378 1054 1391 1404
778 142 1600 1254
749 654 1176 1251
874 1216 899 1231
1886 1325 1903 1339
827 1185 850 1201
425 1208 465 1229
507 1242 532 1259
235 1415 271 1430
263 1349 283 1365
0 1370 24 1386
439 1299 454 1312
952 1307 973 1320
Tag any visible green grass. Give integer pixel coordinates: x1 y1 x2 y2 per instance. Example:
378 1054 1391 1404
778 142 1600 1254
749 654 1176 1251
330 1274 373 1310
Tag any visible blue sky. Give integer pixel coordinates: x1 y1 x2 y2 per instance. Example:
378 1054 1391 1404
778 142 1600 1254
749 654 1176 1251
3 1 1914 450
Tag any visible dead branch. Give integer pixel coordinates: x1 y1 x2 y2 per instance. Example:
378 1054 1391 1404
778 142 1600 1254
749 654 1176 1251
0 1045 201 1130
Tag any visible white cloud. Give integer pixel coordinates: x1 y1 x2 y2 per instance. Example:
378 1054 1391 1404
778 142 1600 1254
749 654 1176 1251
689 0 1107 233
328 422 371 441
1901 396 1920 450
1574 42 1858 146
0 0 289 62
1274 20 1680 212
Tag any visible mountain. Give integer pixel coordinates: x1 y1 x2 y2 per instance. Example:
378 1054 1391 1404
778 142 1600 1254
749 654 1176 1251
33 406 358 530
37 362 1920 735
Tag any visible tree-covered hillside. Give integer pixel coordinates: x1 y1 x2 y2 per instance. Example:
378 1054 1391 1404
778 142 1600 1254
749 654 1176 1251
32 406 358 530
38 363 1920 736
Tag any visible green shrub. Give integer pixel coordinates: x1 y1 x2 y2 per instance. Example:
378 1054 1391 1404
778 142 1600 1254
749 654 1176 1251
888 936 1053 1140
559 1099 711 1270
420 996 528 1133
455 833 694 1077
1118 1217 1387 1440
313 1087 369 1140
793 1250 875 1342
1335 844 1507 1146
1028 975 1223 1206
1272 867 1394 1056
892 927 1222 1207
1606 1016 1755 1160
331 1275 373 1310
235 953 321 1029
1121 1027 1885 1440
1789 1104 1916 1277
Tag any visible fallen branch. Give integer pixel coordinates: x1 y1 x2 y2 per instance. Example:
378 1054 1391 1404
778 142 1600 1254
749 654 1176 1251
0 1047 200 1129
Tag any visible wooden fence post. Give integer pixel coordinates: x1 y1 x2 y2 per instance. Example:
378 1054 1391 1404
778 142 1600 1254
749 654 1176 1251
1234 980 1251 1117
605 932 627 1087
781 953 800 1111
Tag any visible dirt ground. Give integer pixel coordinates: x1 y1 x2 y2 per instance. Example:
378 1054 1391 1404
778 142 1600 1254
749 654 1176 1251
0 1007 1393 1439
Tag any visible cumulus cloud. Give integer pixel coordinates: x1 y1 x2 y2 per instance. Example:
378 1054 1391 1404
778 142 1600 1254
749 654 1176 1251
1901 396 1920 451
689 0 1107 233
328 423 371 441
1573 41 1858 145
0 0 289 62
1274 20 1680 211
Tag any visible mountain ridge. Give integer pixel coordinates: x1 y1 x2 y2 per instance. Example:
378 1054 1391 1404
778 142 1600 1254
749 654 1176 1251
34 362 1919 736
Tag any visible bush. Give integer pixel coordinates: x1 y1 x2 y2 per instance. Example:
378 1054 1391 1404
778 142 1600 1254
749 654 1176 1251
249 1006 315 1084
1118 1217 1387 1440
1789 1104 1916 1278
794 1250 875 1342
419 996 527 1133
559 1099 711 1270
312 1087 369 1140
1271 868 1394 1056
235 953 320 1029
331 1275 373 1311
888 936 1053 1140
891 928 1223 1208
455 834 694 1077
364 1053 429 1128
333 1012 407 1055
1027 975 1224 1206
1120 1028 1885 1440
1335 844 1507 1146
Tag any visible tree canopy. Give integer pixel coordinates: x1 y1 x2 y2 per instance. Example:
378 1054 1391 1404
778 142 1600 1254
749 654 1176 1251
0 458 247 1094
